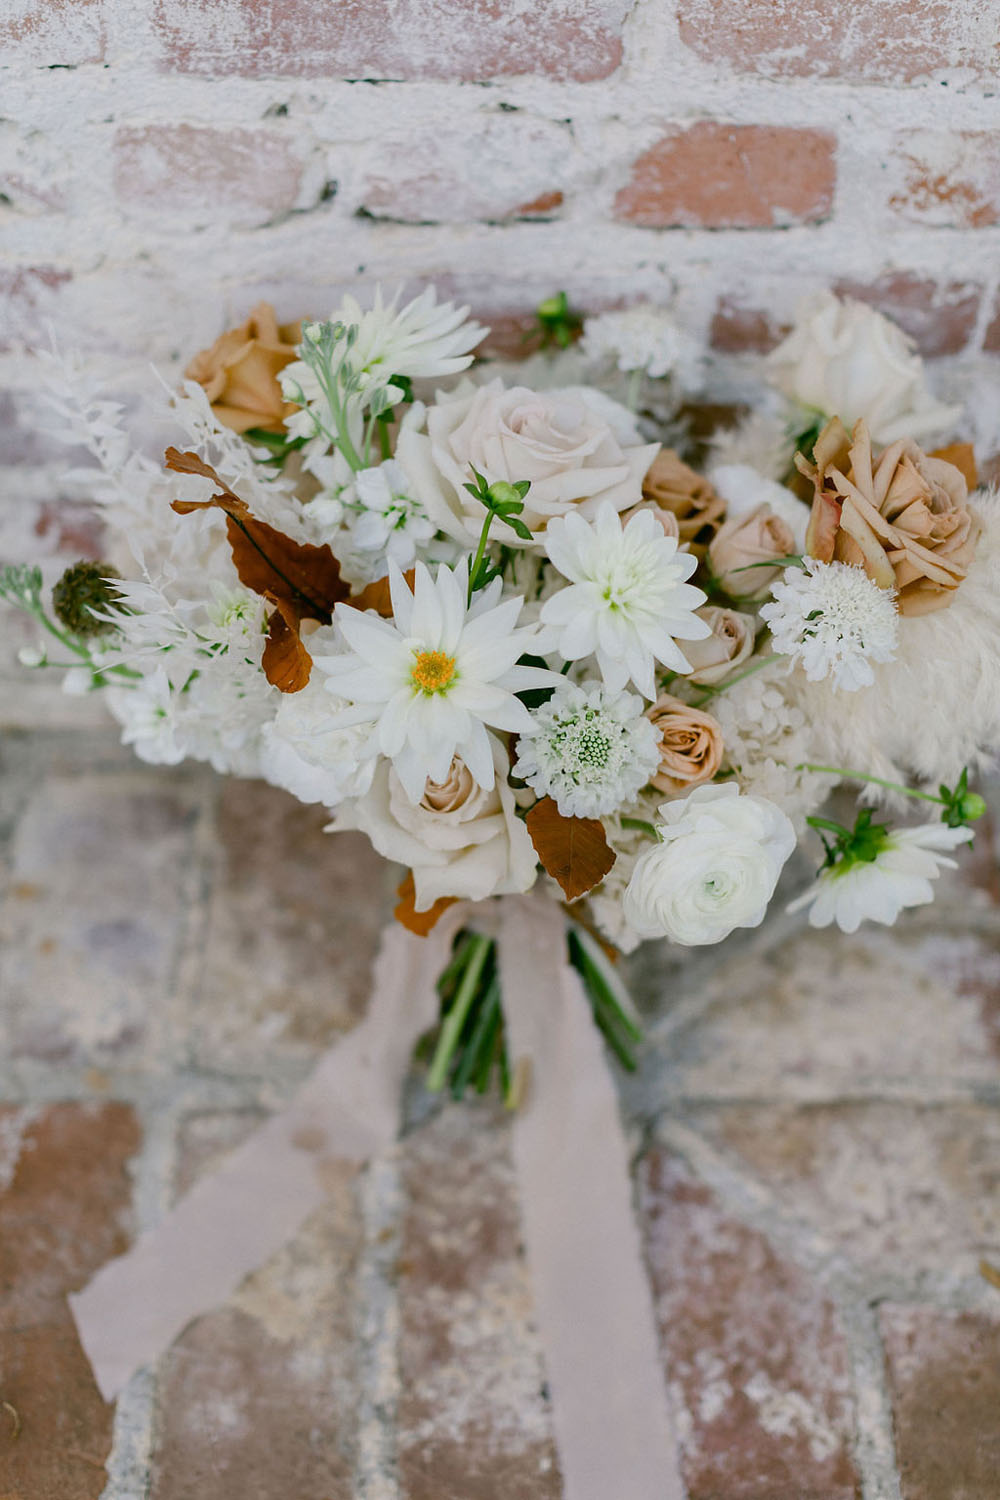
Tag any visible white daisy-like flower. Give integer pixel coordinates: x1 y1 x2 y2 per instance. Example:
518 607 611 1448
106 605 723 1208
514 680 662 819
314 559 559 802
580 306 703 384
540 502 711 698
760 559 899 692
788 821 972 933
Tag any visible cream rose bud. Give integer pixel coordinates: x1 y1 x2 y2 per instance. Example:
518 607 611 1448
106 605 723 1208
396 376 659 546
709 504 796 598
681 606 757 686
623 783 796 946
331 737 537 910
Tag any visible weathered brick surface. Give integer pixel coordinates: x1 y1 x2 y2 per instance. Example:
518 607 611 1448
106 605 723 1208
614 125 836 229
397 1105 562 1499
0 1102 140 1500
709 298 791 355
886 132 1000 229
0 773 199 1064
149 1111 362 1499
153 0 630 80
0 266 73 353
639 1148 858 1499
188 780 388 1069
0 0 104 65
113 125 305 230
881 1305 1000 1500
678 0 980 83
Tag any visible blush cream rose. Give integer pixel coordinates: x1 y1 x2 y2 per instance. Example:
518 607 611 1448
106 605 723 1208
397 376 658 546
331 736 537 910
623 783 796 945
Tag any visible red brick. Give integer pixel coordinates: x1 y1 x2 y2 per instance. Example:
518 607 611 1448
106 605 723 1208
710 298 791 354
149 1111 361 1500
881 1306 1000 1500
113 124 303 228
191 782 388 1067
0 266 73 352
513 190 564 219
983 289 1000 354
0 1102 140 1500
833 273 982 356
154 0 627 81
397 1105 561 1498
614 124 836 229
638 1148 858 1499
0 0 103 65
678 0 974 83
888 132 1000 228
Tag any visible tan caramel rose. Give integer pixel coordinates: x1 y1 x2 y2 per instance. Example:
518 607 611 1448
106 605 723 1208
709 505 796 598
682 606 757 686
185 302 302 434
645 694 724 795
798 418 979 615
636 449 726 553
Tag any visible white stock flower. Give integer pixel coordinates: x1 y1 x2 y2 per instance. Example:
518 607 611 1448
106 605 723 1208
396 377 658 546
623 783 796 946
767 292 961 445
513 680 662 819
540 503 711 697
788 822 972 933
760 559 899 692
315 559 558 802
258 675 377 808
580 306 703 384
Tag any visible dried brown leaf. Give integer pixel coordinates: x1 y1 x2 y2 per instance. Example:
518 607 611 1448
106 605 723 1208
346 568 416 618
262 595 312 693
394 872 458 937
525 797 616 901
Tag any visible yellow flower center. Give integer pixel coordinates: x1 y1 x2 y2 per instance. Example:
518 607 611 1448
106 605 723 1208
411 649 457 694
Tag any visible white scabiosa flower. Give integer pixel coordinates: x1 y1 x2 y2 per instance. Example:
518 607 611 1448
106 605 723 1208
788 821 972 933
540 502 711 698
623 783 796 946
580 306 703 384
314 560 559 802
513 681 662 819
760 559 899 692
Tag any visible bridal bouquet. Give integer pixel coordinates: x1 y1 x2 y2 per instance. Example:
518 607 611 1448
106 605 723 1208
6 286 1000 1490
4 286 998 1095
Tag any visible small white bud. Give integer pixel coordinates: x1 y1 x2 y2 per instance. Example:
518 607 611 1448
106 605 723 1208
18 643 46 667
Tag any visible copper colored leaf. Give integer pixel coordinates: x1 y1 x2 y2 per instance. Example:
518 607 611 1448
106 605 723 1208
394 872 457 937
346 568 416 619
525 797 616 901
931 442 978 491
262 595 312 693
165 448 348 622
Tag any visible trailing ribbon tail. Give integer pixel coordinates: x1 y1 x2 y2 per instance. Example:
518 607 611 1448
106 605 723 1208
498 895 685 1500
70 915 460 1403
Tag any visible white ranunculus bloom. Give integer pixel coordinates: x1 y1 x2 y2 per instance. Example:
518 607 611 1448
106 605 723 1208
333 737 537 910
767 292 961 445
623 783 796 945
396 376 659 546
787 822 971 933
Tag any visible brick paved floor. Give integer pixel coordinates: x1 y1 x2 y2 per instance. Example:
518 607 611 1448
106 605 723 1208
0 714 998 1500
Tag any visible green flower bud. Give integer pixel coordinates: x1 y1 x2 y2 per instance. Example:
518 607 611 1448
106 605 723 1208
953 792 987 825
51 561 122 639
486 481 524 510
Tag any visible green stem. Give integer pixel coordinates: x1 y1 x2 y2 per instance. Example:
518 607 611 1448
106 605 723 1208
451 976 501 1099
619 816 658 838
377 418 392 461
796 764 944 805
693 653 779 703
426 934 492 1091
467 510 494 604
625 368 643 412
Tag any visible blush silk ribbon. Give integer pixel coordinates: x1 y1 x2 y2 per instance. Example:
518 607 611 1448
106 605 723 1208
70 894 684 1500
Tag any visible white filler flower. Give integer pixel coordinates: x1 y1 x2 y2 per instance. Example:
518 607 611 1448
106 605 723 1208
623 783 796 945
760 559 899 692
788 821 972 933
514 680 662 819
540 502 710 698
316 560 558 802
580 306 703 384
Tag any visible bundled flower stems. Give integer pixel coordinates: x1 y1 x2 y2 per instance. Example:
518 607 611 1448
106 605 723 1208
4 288 999 1484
